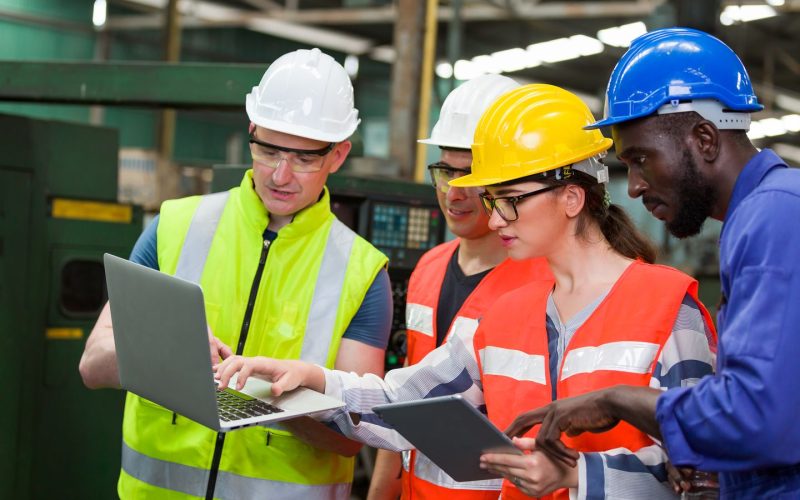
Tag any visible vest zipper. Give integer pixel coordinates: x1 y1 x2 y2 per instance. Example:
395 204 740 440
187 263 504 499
205 235 272 500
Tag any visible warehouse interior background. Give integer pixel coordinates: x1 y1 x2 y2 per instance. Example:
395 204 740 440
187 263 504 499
2 0 799 498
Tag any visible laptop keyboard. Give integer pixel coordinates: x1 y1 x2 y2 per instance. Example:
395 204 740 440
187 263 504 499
217 389 284 422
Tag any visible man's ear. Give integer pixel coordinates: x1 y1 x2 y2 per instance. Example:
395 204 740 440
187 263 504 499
563 184 585 219
327 140 352 174
692 121 721 163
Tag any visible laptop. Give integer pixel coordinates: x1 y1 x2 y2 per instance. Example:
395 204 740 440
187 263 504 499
104 253 345 432
373 395 522 481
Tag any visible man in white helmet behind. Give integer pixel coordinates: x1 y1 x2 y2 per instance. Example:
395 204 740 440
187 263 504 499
367 75 552 500
79 48 391 499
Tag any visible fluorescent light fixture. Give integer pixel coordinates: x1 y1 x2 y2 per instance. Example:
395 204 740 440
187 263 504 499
471 55 503 74
766 0 785 6
720 5 777 26
570 34 604 56
775 93 800 114
490 48 529 73
781 114 800 132
92 0 107 27
435 62 454 79
454 59 482 80
344 55 359 79
597 22 647 48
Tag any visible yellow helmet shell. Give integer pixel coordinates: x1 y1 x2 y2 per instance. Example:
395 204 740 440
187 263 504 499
450 84 612 187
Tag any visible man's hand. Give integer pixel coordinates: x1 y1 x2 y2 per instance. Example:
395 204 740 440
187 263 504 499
505 389 619 468
505 386 663 468
208 327 232 365
214 355 326 395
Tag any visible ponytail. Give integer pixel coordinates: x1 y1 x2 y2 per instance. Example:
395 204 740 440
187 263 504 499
599 204 657 263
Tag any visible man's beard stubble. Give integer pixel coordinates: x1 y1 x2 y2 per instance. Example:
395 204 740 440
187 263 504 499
666 150 717 239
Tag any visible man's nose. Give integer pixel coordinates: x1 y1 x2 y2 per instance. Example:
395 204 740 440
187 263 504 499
627 168 647 199
272 158 293 185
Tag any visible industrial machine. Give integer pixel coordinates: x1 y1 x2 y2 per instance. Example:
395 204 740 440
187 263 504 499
211 166 447 370
0 113 143 499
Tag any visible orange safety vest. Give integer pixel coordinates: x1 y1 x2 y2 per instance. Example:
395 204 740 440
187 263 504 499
474 261 716 500
403 238 553 500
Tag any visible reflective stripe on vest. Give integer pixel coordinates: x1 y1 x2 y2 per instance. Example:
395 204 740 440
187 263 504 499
479 346 546 384
122 440 351 499
174 191 230 283
406 303 434 337
410 453 502 491
560 341 660 380
301 219 355 364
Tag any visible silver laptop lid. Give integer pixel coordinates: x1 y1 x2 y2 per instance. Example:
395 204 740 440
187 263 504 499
104 253 220 430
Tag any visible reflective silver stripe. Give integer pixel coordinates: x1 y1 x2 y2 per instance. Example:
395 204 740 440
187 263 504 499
560 341 660 381
479 346 546 384
406 303 434 337
402 450 411 472
301 219 356 365
448 316 479 341
122 440 351 499
175 191 231 283
413 452 502 491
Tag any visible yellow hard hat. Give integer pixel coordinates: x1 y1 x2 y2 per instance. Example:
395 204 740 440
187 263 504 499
449 83 612 188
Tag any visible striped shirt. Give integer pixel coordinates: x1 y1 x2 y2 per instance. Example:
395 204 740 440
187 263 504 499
322 294 715 498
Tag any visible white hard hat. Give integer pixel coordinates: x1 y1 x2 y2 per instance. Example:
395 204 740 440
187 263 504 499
419 74 520 149
246 48 360 143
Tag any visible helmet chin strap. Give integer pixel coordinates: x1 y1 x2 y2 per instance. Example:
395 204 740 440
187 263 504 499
657 99 751 131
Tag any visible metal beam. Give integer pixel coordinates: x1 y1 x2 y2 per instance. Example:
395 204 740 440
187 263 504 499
107 0 666 28
0 61 264 109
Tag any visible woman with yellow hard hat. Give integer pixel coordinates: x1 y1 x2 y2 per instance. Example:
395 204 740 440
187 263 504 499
214 84 717 499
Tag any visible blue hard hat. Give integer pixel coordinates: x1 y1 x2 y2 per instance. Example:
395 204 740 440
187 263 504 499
588 27 763 129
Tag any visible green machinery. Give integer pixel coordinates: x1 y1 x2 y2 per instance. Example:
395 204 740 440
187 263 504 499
0 113 143 498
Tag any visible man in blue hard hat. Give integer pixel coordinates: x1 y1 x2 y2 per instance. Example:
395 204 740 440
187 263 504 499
504 27 800 498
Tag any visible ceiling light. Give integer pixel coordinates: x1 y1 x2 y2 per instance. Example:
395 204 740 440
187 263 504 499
344 55 359 79
471 55 503 74
597 22 647 48
490 48 529 73
766 0 785 6
781 114 800 132
454 59 482 80
719 5 776 26
435 62 453 79
92 0 107 27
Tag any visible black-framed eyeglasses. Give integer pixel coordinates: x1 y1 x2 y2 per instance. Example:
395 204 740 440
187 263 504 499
427 162 473 194
479 185 562 222
248 132 335 173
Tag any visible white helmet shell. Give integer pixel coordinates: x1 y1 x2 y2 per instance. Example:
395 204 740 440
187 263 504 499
246 48 360 143
419 74 520 149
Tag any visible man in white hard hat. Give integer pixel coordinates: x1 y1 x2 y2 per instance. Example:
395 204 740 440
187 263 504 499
367 75 552 500
79 48 391 499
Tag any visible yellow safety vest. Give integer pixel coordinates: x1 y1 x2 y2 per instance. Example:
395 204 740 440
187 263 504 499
118 171 388 499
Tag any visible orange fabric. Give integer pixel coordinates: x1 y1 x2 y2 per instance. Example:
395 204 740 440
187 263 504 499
402 239 552 500
473 261 716 500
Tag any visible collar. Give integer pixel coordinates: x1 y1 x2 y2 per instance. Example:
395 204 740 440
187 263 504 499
723 149 787 224
237 169 333 238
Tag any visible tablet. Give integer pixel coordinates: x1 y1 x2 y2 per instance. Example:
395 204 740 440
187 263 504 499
372 394 522 482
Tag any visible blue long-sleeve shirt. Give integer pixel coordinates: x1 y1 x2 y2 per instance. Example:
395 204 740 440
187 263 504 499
656 149 800 497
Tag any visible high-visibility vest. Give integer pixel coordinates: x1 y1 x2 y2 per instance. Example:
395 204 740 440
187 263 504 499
474 261 716 500
402 239 552 500
118 171 388 499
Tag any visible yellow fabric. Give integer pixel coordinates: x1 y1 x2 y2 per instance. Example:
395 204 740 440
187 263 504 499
119 170 387 498
449 83 613 187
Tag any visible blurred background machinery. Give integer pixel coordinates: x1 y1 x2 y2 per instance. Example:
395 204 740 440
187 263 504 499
0 113 142 499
